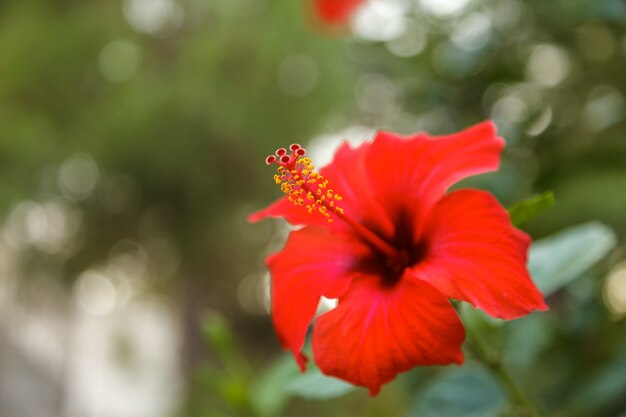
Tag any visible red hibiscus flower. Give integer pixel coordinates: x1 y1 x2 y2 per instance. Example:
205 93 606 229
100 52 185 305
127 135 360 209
249 121 548 395
312 0 365 25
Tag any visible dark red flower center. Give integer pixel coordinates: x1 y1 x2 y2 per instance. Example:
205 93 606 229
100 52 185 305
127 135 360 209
359 210 429 287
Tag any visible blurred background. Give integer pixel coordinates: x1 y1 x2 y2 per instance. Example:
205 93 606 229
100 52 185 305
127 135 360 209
0 0 625 416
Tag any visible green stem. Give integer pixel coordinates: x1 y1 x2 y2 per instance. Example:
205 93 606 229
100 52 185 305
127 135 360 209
466 328 542 417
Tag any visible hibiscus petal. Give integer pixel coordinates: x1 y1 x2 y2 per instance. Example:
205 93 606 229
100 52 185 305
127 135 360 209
312 274 465 395
313 0 365 25
365 121 504 236
268 226 370 370
249 141 395 236
414 189 548 320
320 141 395 235
247 196 330 226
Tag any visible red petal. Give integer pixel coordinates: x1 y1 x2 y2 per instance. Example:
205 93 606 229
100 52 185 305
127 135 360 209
247 196 330 227
319 141 395 235
312 274 465 395
365 121 504 237
413 189 548 319
313 0 365 24
250 141 394 237
268 227 370 370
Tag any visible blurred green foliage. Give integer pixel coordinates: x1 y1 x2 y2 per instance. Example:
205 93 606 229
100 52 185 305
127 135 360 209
508 191 555 228
1 0 626 416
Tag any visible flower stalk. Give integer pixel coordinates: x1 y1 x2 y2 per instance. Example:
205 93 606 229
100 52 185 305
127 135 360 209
466 327 542 417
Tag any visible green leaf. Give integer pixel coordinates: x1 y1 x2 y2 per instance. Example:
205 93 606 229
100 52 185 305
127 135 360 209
528 222 617 296
408 365 506 417
250 355 301 417
460 302 505 328
284 368 356 400
200 312 252 379
508 191 555 228
251 355 356 409
504 314 553 367
201 313 234 353
569 353 626 414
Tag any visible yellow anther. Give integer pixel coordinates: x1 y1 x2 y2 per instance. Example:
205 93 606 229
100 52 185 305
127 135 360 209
268 147 344 222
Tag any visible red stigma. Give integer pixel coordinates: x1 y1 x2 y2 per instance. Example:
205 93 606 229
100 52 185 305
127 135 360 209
266 143 311 169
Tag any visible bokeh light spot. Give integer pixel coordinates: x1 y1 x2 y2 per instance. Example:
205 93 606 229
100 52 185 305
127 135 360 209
526 106 553 136
492 96 529 125
451 12 492 52
4 201 46 248
583 85 625 132
75 271 118 316
3 199 82 254
59 153 100 200
526 44 571 87
355 73 399 115
316 297 338 316
237 274 268 315
419 0 472 18
99 40 141 83
277 54 320 97
604 262 626 316
309 126 376 167
123 0 184 35
386 24 427 57
352 0 407 42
